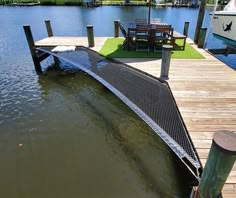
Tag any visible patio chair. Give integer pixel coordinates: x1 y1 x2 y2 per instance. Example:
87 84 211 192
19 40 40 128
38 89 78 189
135 18 148 25
150 18 161 24
118 21 135 50
153 25 173 52
135 24 151 52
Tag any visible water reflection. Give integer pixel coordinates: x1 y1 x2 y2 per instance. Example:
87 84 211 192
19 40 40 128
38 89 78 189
96 60 108 70
0 67 194 197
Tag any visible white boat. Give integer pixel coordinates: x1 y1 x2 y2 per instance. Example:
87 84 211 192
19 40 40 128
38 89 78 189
212 0 236 46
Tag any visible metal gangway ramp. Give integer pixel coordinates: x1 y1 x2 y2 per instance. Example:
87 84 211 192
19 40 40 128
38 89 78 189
38 46 202 179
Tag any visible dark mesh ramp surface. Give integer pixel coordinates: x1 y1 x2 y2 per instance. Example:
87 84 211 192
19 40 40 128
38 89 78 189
38 47 201 178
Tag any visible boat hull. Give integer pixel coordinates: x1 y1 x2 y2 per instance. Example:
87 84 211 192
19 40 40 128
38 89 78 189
212 11 236 46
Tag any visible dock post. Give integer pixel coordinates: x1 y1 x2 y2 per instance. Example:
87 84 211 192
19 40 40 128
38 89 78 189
23 25 42 73
197 27 207 48
114 20 119 38
194 131 236 198
45 20 53 37
86 25 95 47
160 45 173 79
183 22 189 37
45 20 60 69
194 0 207 44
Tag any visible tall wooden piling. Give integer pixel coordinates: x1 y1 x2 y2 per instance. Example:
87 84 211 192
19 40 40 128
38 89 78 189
160 45 173 79
45 20 53 37
23 25 42 73
114 20 119 38
194 0 207 44
183 22 189 37
44 20 61 69
196 131 236 198
197 27 207 48
148 0 151 24
86 25 94 47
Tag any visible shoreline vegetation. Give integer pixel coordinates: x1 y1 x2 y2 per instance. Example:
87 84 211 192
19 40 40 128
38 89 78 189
0 0 216 7
1 0 147 6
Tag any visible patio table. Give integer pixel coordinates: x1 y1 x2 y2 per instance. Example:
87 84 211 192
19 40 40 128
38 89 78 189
127 22 170 51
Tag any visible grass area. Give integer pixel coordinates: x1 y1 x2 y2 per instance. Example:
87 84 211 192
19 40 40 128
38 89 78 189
99 38 205 59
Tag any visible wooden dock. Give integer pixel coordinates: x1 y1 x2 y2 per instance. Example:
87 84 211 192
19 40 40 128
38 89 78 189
114 39 236 197
34 36 236 197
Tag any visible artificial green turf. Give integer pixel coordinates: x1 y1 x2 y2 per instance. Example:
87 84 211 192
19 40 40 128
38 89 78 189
99 38 205 59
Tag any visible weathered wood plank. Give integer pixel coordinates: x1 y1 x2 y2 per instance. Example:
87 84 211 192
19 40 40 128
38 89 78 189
191 139 212 149
183 118 236 125
196 148 210 159
190 132 215 139
222 183 236 194
181 112 236 118
35 37 89 46
226 171 236 183
35 36 108 52
175 98 236 103
187 125 236 132
222 194 236 198
178 102 236 108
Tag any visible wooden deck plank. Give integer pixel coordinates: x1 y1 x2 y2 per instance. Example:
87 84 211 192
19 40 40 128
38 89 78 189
187 125 236 132
35 36 108 52
35 36 90 46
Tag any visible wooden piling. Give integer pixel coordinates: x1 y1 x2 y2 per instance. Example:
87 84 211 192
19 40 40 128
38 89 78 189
196 131 236 198
148 0 151 24
86 25 94 47
114 20 119 38
45 20 53 37
44 20 61 70
194 0 207 44
160 45 173 79
183 22 189 37
197 27 207 48
23 25 42 73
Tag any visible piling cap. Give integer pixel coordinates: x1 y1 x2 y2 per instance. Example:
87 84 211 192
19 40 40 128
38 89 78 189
213 131 236 155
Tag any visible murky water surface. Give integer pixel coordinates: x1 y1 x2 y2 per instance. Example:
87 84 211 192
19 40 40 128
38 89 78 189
0 69 194 197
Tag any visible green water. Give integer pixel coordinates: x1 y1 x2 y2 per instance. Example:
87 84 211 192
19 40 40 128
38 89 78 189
0 70 193 197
